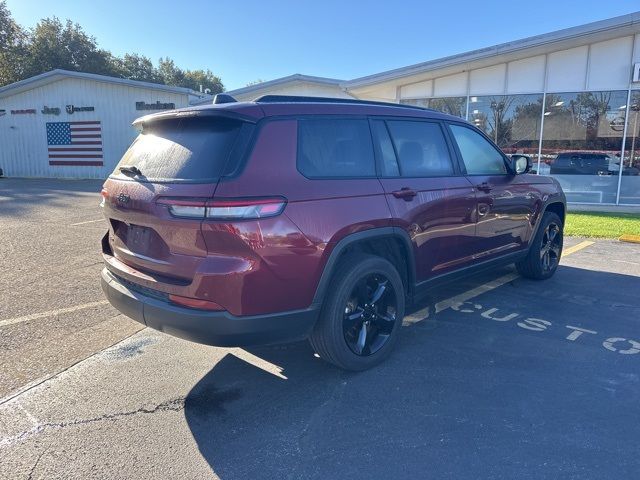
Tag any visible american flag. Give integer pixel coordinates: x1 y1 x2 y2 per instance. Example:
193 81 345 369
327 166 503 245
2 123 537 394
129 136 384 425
46 121 103 166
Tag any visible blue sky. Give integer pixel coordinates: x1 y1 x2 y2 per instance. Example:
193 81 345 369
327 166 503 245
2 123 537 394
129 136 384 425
6 0 640 90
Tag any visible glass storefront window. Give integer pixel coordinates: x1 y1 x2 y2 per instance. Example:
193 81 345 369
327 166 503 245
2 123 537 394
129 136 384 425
399 89 637 204
620 91 640 204
401 97 467 119
468 94 543 169
541 90 628 204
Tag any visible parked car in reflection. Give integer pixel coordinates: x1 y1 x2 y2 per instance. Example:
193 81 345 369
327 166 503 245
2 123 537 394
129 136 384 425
550 152 640 176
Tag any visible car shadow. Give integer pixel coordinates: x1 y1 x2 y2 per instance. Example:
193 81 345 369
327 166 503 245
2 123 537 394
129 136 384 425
184 264 640 479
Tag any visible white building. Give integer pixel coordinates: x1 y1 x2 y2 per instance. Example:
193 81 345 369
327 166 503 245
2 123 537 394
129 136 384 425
218 74 353 103
226 12 640 205
0 70 193 179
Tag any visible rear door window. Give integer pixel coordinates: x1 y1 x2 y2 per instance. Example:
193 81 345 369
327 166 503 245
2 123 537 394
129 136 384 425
114 117 248 182
385 120 454 177
297 118 375 177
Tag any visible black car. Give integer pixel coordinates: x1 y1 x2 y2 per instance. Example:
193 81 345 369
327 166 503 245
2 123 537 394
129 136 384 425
550 152 640 176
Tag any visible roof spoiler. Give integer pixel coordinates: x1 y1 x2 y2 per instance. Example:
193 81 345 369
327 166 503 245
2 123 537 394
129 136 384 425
132 108 255 131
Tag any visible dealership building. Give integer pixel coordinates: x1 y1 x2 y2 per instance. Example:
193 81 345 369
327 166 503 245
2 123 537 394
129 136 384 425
0 70 196 179
226 12 640 206
2 13 640 206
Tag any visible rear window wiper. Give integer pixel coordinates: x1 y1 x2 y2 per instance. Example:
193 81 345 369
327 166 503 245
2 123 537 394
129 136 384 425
119 165 142 176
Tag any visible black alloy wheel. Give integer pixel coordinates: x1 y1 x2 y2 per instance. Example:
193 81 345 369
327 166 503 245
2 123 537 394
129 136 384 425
540 222 561 273
342 273 398 356
309 254 405 371
516 211 564 280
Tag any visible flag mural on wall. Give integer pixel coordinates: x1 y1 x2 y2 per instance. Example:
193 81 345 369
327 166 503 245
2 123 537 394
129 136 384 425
46 121 103 166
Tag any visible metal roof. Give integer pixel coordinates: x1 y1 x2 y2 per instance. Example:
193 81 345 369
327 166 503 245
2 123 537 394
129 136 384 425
224 74 344 97
0 69 194 98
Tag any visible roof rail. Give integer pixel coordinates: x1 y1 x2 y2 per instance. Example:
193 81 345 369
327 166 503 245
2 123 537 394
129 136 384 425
254 95 429 111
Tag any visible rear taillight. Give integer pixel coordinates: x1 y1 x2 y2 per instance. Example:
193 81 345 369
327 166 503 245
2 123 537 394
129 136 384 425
157 198 208 218
157 197 287 220
100 188 108 207
169 294 225 311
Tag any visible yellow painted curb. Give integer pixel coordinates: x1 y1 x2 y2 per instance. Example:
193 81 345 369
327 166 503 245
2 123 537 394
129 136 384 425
619 234 640 244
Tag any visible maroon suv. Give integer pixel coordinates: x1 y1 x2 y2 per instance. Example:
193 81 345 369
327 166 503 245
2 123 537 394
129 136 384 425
101 95 566 370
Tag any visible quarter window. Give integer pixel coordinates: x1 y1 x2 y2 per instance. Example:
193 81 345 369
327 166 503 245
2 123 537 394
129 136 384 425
371 120 400 176
297 119 375 177
386 121 454 177
449 124 508 175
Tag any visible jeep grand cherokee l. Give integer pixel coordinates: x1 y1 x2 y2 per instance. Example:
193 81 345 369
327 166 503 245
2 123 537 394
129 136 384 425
101 95 566 371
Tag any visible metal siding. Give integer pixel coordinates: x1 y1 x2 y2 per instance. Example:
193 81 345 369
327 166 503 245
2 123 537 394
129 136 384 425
545 45 590 92
0 78 188 178
400 80 433 99
469 64 507 95
433 72 467 97
587 36 634 90
506 55 546 94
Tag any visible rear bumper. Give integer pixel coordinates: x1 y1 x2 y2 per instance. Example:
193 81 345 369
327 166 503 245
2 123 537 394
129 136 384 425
101 268 318 347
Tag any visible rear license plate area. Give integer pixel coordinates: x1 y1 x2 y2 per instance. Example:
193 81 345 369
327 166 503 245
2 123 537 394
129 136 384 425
126 224 152 254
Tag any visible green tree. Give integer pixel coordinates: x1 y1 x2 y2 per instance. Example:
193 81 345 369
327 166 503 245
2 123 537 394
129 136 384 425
0 0 27 85
0 2 226 91
23 17 115 77
157 57 185 87
182 69 224 94
113 53 160 83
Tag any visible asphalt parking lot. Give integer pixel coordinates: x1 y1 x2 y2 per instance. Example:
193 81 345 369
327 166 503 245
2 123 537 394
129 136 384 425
1 178 639 479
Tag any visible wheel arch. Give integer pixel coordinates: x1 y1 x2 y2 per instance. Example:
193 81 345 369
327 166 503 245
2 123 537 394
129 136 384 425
311 227 415 306
544 201 566 224
528 196 566 249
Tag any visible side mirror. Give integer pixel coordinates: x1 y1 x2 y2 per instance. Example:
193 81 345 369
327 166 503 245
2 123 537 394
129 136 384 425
511 154 532 174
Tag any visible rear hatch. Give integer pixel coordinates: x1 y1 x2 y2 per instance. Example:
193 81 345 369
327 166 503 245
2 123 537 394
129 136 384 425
102 113 255 291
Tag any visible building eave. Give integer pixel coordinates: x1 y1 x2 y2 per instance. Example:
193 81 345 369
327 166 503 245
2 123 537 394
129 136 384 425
0 69 194 99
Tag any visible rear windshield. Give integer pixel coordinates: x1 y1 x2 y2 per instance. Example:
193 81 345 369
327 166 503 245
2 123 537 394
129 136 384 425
113 117 246 182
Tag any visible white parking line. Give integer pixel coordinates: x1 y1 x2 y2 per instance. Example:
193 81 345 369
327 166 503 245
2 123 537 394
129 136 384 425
0 301 109 328
404 240 594 325
70 218 105 226
404 273 519 325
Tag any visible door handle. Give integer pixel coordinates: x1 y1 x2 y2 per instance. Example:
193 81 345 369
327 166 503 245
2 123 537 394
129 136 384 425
477 182 493 193
392 188 417 201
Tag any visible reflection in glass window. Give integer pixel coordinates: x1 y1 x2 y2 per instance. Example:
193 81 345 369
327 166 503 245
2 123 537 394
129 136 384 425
449 124 507 175
386 121 454 177
467 94 543 167
620 91 640 204
297 119 375 177
401 97 467 118
541 90 628 204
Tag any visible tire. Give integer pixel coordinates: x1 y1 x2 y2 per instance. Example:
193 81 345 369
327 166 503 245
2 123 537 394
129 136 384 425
516 211 563 280
309 254 405 371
